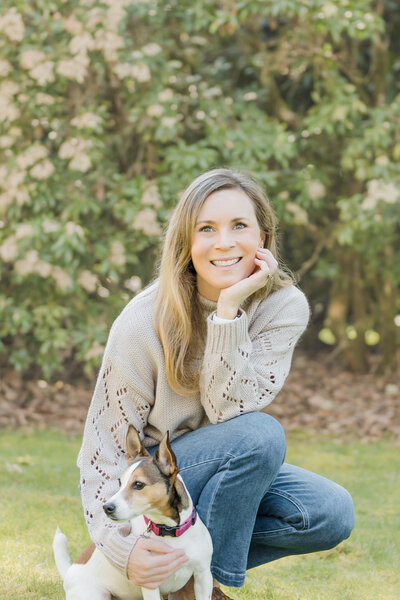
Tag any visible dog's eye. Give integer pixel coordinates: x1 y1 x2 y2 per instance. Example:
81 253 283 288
132 481 146 490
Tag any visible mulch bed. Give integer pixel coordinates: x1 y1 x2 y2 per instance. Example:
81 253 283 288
1 352 399 443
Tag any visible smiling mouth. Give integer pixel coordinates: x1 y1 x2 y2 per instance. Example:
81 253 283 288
211 258 242 267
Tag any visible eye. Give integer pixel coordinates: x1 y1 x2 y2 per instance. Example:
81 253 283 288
132 481 146 491
117 478 121 488
199 225 213 233
234 222 246 229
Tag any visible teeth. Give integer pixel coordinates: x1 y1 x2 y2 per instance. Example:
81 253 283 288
211 258 240 266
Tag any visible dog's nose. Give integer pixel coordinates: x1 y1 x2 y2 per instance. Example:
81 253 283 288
103 502 116 516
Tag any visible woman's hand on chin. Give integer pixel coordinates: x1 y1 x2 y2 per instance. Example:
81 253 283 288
216 248 278 319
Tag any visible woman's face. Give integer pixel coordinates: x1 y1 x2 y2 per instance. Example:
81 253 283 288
191 188 265 301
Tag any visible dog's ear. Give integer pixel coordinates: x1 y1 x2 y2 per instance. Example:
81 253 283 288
174 477 190 510
126 425 149 464
154 431 178 477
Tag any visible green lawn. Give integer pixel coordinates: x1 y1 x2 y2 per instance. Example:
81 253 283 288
0 429 399 600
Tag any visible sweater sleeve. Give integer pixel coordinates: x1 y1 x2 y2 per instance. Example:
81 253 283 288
199 287 310 424
77 306 155 574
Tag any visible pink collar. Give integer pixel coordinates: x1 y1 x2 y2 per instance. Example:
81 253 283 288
144 507 197 537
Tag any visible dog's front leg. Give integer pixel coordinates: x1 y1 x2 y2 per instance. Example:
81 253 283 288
193 569 213 600
141 586 162 600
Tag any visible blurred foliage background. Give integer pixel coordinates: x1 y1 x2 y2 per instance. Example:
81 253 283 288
0 0 399 382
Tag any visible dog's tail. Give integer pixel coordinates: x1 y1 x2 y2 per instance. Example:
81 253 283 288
52 527 71 580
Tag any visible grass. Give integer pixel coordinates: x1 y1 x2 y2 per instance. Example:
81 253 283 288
0 429 399 600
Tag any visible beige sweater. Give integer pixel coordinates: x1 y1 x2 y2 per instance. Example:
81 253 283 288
77 282 309 573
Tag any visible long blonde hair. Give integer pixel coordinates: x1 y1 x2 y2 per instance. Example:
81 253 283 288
154 168 294 395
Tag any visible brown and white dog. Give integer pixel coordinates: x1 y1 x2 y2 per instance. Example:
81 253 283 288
53 425 213 600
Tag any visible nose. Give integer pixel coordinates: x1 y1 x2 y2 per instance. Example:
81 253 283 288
103 502 116 516
214 229 235 249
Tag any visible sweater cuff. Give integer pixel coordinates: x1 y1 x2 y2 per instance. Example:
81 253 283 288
206 309 250 353
101 528 139 576
212 313 240 323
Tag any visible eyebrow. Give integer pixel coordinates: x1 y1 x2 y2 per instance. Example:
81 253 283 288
196 217 250 225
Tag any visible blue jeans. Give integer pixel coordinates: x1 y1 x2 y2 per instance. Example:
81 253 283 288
150 412 355 587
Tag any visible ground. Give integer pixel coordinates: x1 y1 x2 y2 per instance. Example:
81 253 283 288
1 351 399 442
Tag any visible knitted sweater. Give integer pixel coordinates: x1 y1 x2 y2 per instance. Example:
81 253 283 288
77 282 310 574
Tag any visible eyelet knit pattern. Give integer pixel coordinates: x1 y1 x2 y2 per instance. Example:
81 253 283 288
77 282 309 574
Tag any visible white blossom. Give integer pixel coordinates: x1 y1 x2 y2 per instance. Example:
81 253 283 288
0 80 20 97
20 49 47 70
64 16 84 35
59 137 91 159
69 33 95 54
35 93 55 105
57 54 88 84
0 98 20 123
95 30 124 62
9 127 22 138
306 179 326 200
243 91 257 101
133 208 161 236
35 260 52 277
14 250 39 275
15 223 34 240
0 192 14 211
362 179 399 210
30 160 55 180
0 59 12 76
147 104 164 117
124 275 142 292
286 202 309 225
141 182 161 208
0 8 25 42
142 43 161 56
109 240 126 266
321 2 338 18
66 222 85 237
112 62 133 79
0 135 14 148
78 270 99 292
43 219 60 233
29 61 55 85
85 7 104 30
131 63 151 83
69 153 91 172
106 6 127 31
161 116 177 128
97 286 110 297
17 145 48 169
52 266 73 290
0 237 18 261
375 155 389 167
71 112 101 129
158 88 174 102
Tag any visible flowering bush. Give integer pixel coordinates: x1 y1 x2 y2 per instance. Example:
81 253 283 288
0 0 399 379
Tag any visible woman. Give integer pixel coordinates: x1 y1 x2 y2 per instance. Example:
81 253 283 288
78 168 355 599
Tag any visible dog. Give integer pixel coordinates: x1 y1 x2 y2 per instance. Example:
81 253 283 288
53 425 213 600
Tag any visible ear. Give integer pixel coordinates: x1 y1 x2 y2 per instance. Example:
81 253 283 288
126 425 149 464
174 477 190 510
154 431 178 477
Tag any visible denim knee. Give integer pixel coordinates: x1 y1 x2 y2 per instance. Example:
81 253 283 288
229 412 286 472
330 486 355 545
313 484 355 550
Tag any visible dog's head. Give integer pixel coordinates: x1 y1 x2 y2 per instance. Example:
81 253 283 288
103 425 189 524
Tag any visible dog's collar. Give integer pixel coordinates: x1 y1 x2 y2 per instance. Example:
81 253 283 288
144 507 197 537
